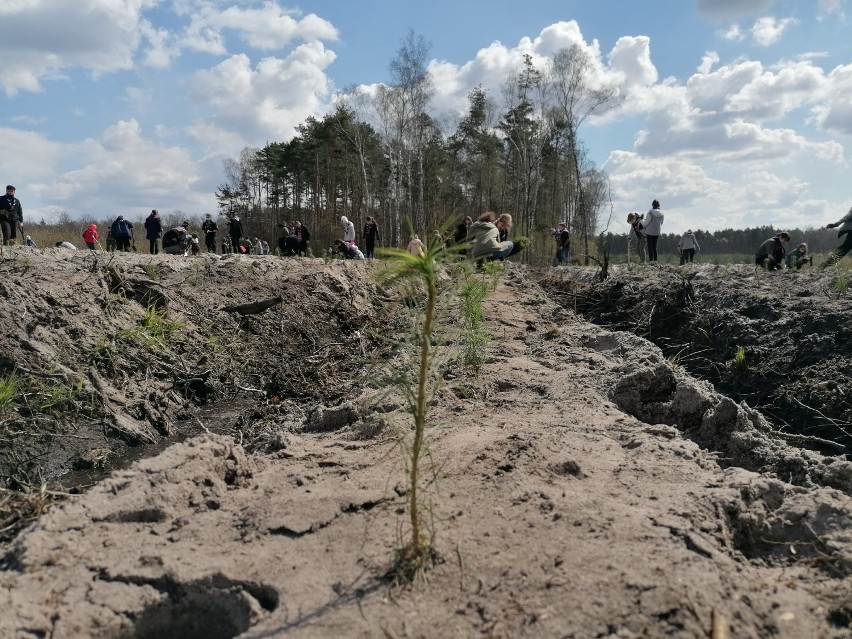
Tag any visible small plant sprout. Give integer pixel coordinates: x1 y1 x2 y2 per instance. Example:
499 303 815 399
377 230 450 582
731 345 747 371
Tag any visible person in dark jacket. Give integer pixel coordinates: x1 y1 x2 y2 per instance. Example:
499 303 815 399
293 220 310 256
202 213 218 253
820 206 852 269
334 239 365 259
755 232 790 270
162 221 191 255
144 210 162 254
0 185 24 246
786 242 811 270
227 213 243 253
110 215 134 252
452 216 473 252
552 222 570 266
363 216 379 259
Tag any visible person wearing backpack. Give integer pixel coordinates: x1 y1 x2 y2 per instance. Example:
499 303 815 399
110 215 133 252
162 221 191 255
82 224 99 250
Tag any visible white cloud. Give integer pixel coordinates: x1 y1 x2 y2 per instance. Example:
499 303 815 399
0 1 339 96
751 16 797 46
0 0 158 96
182 2 338 52
0 127 65 182
721 24 745 41
187 42 337 154
811 63 852 135
25 119 208 216
608 36 657 89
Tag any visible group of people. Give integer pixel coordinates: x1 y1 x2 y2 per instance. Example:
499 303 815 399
329 215 381 260
6 179 852 271
627 199 667 264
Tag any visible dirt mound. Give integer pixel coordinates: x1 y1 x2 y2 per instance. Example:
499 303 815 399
541 264 852 455
0 247 390 491
1 252 851 638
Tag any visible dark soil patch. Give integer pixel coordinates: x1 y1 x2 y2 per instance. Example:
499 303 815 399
540 265 852 456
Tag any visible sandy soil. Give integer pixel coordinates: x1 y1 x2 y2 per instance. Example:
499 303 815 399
0 247 850 638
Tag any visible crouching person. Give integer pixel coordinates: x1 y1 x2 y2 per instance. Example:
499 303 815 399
469 211 517 265
786 243 811 269
162 221 191 255
755 232 790 270
333 239 365 259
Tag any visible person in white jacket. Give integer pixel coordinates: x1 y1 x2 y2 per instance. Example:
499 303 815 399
820 206 852 269
341 216 356 246
643 199 664 262
678 230 700 265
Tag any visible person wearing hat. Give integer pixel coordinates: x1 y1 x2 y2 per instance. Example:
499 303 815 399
202 213 218 253
0 185 24 246
110 215 134 252
144 209 162 254
552 222 570 266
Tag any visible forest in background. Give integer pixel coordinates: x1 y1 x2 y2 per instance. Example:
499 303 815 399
21 32 849 268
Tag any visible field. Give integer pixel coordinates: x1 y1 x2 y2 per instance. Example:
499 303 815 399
0 245 850 639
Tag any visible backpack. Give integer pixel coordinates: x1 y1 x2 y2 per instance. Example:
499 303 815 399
162 228 181 248
112 219 130 237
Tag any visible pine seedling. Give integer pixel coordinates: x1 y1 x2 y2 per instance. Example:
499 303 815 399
377 231 448 581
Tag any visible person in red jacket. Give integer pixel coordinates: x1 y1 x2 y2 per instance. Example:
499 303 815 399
82 224 99 250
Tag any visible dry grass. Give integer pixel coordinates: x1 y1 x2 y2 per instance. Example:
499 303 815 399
0 484 68 545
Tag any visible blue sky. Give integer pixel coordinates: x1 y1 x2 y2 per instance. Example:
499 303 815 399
1 0 851 234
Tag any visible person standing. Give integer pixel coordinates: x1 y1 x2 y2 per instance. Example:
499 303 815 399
820 206 852 269
363 216 379 258
110 215 133 252
553 222 570 266
0 185 24 246
294 220 310 256
227 212 243 254
643 200 664 263
677 230 700 265
82 224 99 250
202 213 218 253
144 209 162 254
341 215 356 246
626 213 646 263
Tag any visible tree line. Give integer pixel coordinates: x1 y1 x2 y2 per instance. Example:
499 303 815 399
215 33 620 264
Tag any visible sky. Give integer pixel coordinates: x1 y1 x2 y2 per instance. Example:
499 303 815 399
1 0 851 235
